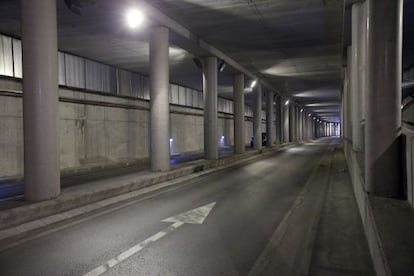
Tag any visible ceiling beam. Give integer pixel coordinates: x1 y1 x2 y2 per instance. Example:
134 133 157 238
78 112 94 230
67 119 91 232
138 0 281 95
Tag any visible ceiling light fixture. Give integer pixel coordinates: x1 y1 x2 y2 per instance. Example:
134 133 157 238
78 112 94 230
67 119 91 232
284 99 290 106
126 9 144 29
218 60 226 72
250 80 257 89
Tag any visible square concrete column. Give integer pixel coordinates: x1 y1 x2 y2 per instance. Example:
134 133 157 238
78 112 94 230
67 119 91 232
233 73 245 154
203 57 218 160
150 27 170 172
351 2 366 151
283 99 290 143
275 95 282 145
21 0 60 201
253 82 262 150
365 0 402 197
266 90 275 147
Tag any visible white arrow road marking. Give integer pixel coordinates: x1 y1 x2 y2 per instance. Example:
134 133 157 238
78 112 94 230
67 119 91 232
83 202 216 276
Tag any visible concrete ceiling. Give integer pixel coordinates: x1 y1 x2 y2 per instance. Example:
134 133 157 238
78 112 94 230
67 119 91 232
150 0 344 122
3 0 412 123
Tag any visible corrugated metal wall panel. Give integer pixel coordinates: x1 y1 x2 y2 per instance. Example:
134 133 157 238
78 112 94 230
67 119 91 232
101 64 111 93
198 91 203 108
117 69 132 96
65 53 85 88
12 39 22 78
130 73 140 98
171 84 179 104
185 88 192 106
85 59 102 91
192 89 198 107
58 52 66 85
178 86 186 105
0 34 244 112
142 77 150 99
0 35 13 77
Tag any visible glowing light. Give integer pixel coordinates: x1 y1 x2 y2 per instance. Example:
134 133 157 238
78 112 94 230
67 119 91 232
169 138 174 142
126 9 144 29
284 100 290 106
300 108 304 112
308 114 311 117
250 80 257 89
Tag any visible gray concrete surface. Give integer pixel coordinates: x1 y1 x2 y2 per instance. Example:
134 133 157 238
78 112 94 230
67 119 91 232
149 26 170 172
203 56 218 160
253 82 262 150
0 146 258 231
0 78 255 178
365 0 403 197
308 146 374 276
21 0 60 201
0 138 374 276
233 73 245 154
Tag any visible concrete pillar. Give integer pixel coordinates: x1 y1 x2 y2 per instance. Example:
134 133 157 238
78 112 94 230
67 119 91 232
266 90 275 147
203 57 218 160
253 82 262 150
297 107 301 140
304 114 309 140
233 73 245 154
345 47 353 147
340 89 344 138
21 0 60 201
283 100 290 143
150 27 170 171
358 1 368 141
351 3 365 151
299 109 303 141
289 104 296 142
275 96 282 145
365 0 402 197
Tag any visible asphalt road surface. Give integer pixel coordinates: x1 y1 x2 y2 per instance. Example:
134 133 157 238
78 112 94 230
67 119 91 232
0 138 372 275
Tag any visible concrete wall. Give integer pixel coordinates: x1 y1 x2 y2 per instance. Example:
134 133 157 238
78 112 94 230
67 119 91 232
0 78 253 178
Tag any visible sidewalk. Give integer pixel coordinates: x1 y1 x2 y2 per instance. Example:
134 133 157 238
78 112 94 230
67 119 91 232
248 142 375 276
0 147 236 205
308 146 375 275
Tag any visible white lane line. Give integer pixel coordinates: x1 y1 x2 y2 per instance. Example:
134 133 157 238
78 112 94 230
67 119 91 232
83 221 184 276
83 202 216 276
